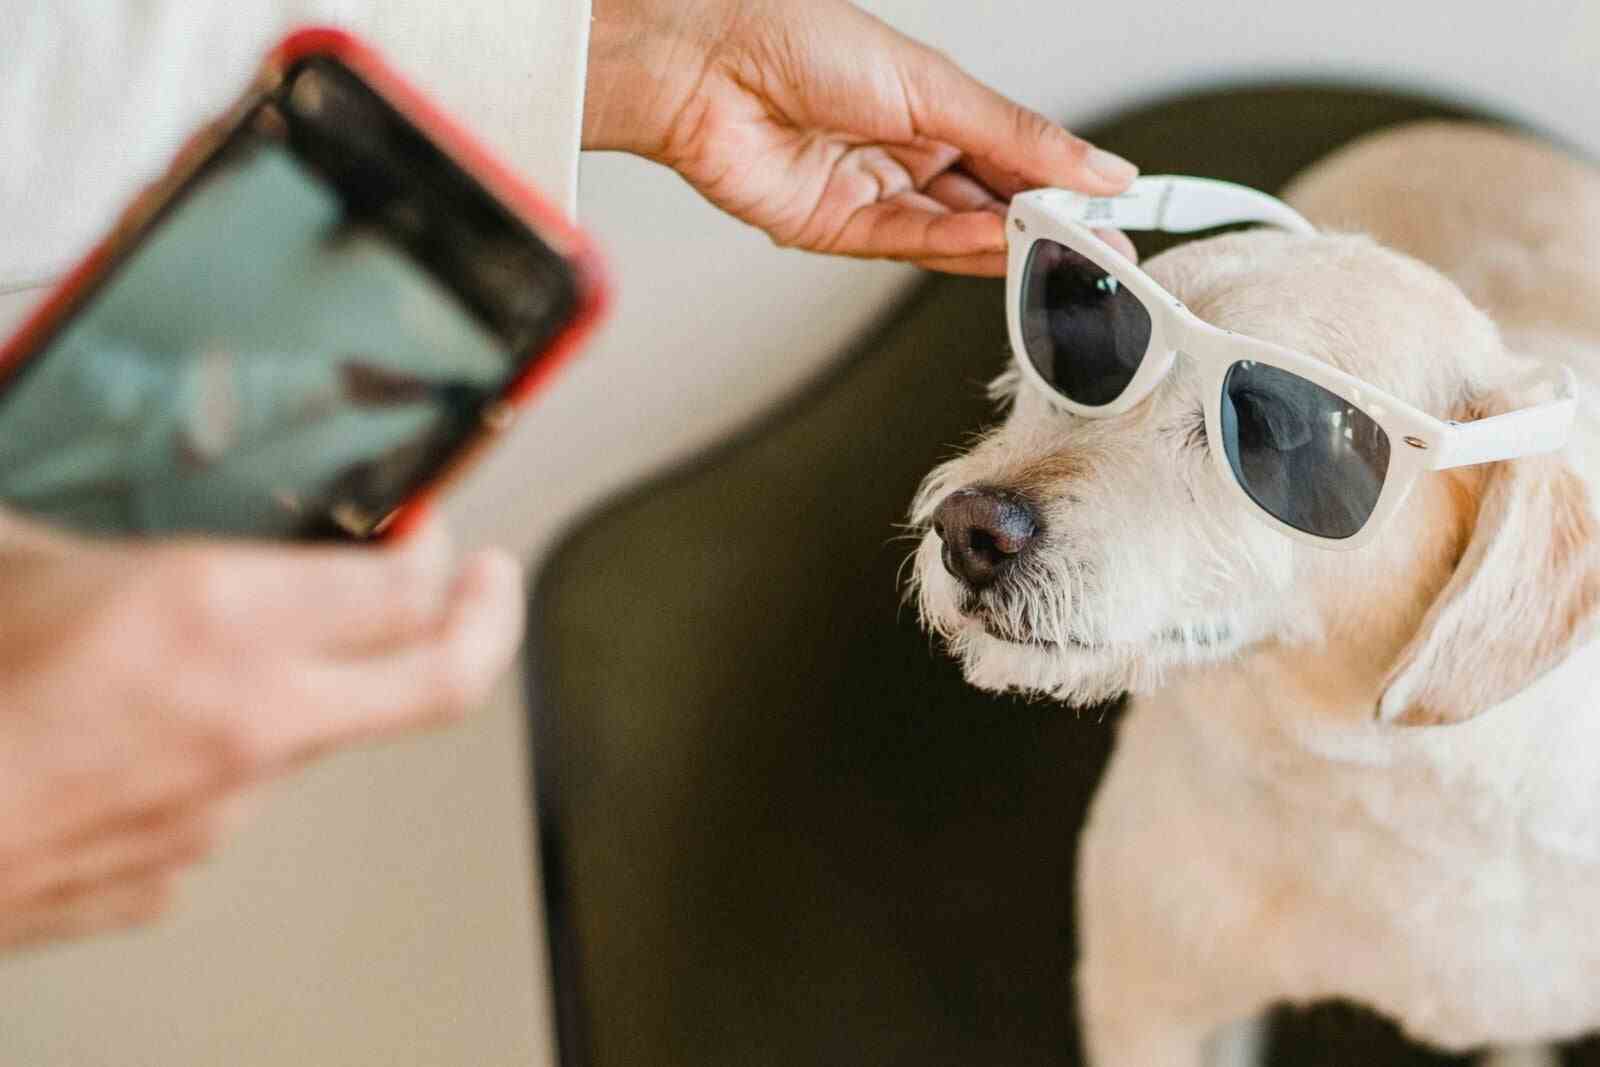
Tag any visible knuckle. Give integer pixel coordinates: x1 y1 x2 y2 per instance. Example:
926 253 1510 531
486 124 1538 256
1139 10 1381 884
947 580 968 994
1006 104 1039 144
1014 106 1086 167
766 223 806 252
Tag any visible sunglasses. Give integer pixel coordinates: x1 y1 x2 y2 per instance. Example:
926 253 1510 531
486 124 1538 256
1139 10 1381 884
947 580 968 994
1006 177 1579 549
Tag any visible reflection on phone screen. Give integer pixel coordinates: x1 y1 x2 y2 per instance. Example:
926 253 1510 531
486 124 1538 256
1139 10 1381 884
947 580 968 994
0 61 574 539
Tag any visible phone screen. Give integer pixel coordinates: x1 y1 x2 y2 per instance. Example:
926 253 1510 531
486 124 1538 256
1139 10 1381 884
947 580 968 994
0 58 578 539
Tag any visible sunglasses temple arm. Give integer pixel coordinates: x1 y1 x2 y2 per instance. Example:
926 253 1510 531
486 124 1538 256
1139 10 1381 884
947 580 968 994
1430 365 1581 469
1060 176 1318 235
1160 178 1318 235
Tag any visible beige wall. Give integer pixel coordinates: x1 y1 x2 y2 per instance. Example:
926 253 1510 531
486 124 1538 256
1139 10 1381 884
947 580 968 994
4 1 1598 1063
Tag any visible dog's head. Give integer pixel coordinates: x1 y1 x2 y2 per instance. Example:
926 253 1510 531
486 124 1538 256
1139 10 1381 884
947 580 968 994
910 230 1599 722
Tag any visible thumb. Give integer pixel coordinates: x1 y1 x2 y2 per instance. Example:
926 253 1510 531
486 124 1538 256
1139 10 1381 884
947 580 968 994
904 50 1138 196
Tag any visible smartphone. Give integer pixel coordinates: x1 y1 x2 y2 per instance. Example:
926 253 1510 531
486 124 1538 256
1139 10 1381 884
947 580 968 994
0 28 608 541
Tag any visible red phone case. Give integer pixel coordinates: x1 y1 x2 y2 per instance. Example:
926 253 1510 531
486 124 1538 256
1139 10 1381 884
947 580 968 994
0 26 610 542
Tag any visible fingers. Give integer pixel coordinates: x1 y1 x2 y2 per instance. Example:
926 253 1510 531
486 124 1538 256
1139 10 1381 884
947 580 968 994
146 516 458 656
882 140 967 191
88 531 521 807
0 806 223 908
957 154 1034 202
0 872 177 953
912 252 1009 278
812 132 1134 271
903 50 1138 197
826 194 1007 264
907 231 1134 276
251 545 525 765
0 515 519 958
924 170 1006 215
897 171 1134 274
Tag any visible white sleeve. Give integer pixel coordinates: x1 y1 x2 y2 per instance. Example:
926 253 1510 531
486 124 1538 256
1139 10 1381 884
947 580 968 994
0 0 591 314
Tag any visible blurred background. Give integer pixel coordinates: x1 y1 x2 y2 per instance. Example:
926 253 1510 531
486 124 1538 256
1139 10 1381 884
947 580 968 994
2 2 1598 1065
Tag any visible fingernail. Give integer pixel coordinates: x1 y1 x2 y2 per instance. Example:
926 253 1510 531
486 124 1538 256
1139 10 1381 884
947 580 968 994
1086 146 1139 186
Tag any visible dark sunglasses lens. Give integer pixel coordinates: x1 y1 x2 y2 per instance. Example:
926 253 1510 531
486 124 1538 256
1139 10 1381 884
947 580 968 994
1220 361 1390 540
1020 238 1153 407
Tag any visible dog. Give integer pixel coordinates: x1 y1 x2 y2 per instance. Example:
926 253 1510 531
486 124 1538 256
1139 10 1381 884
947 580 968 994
908 122 1600 1066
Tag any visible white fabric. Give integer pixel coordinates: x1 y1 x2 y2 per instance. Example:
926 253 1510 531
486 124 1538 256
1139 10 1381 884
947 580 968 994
0 0 592 331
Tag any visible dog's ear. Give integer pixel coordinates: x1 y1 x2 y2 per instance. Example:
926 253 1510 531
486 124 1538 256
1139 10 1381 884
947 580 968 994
1378 399 1600 727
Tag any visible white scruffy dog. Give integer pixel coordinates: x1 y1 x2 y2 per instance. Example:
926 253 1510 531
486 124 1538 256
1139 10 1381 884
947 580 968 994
909 123 1600 1066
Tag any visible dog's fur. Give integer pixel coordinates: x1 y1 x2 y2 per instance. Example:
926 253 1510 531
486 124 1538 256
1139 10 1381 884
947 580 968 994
909 123 1600 1064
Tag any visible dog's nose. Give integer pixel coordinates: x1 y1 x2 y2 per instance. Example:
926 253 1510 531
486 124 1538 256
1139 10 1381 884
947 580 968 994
931 487 1040 591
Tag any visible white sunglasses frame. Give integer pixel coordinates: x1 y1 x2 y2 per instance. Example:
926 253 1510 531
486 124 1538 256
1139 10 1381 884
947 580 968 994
1005 177 1579 550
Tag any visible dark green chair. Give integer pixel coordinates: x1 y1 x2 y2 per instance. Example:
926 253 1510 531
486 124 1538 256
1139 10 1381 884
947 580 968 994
528 86 1599 1066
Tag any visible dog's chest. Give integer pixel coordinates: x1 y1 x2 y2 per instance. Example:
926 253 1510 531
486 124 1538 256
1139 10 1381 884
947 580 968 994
1096 686 1600 1047
1291 816 1600 1046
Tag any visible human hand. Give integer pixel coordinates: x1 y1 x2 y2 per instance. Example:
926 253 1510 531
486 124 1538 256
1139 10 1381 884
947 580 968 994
584 0 1139 276
0 514 523 952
